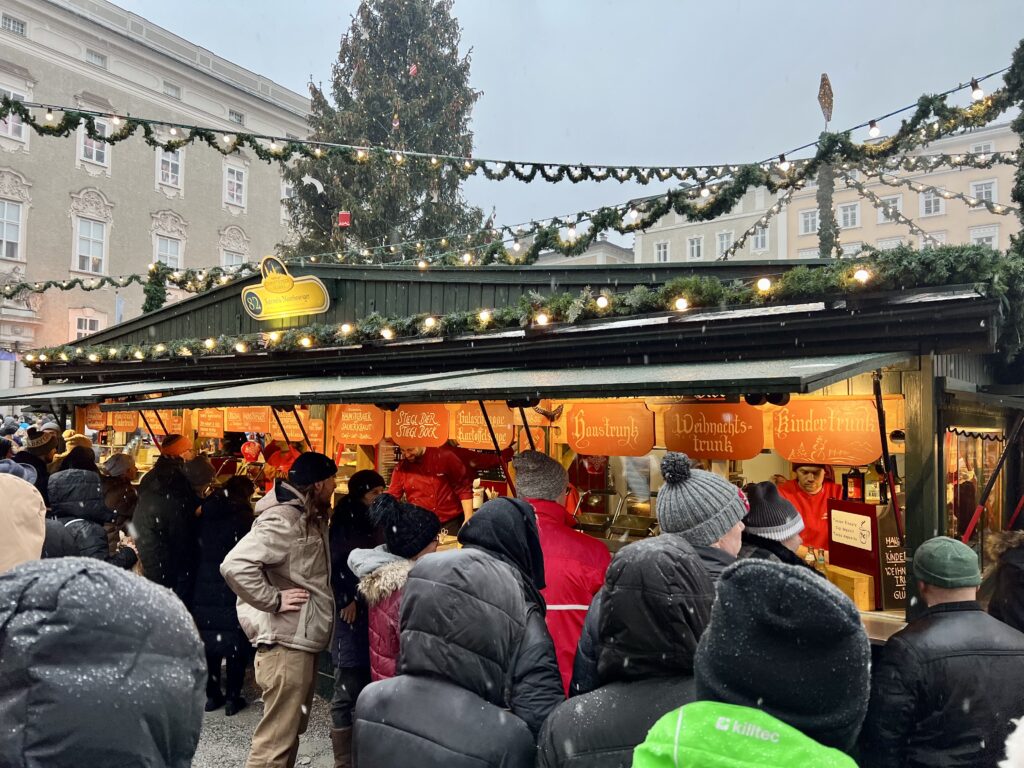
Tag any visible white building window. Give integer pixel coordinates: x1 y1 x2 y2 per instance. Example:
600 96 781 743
839 202 860 229
919 232 947 250
970 225 999 250
0 200 20 260
687 236 703 261
971 142 993 155
797 248 819 259
85 50 107 69
876 237 904 251
716 231 734 258
0 86 26 140
877 195 902 223
970 179 997 204
163 81 181 99
655 241 669 263
159 149 182 188
751 226 768 252
842 241 863 256
222 250 246 268
1 14 25 36
75 316 100 339
80 120 109 166
799 208 818 235
920 190 944 217
224 166 246 207
76 218 105 274
155 235 182 269
228 109 245 126
281 180 295 225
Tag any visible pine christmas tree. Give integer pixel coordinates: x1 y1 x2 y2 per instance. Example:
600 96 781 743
283 0 483 260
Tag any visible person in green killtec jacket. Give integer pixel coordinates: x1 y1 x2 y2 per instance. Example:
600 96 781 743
633 558 871 767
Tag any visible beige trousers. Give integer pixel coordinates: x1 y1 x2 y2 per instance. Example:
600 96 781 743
245 645 318 768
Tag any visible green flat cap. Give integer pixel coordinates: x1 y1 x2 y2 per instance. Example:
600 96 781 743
912 536 981 589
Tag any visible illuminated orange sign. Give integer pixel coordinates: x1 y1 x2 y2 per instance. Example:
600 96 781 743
773 399 882 466
84 404 107 431
390 404 449 448
664 403 764 460
451 402 515 450
141 410 183 436
331 404 385 446
224 406 271 434
110 412 139 433
197 409 225 438
566 402 655 457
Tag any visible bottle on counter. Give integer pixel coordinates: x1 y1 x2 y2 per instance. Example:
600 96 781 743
842 466 865 502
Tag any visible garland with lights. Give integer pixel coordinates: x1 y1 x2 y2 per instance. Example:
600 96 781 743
864 170 1018 215
840 172 942 247
25 244 1024 369
719 189 796 261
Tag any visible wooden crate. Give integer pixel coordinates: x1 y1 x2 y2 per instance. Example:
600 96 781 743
827 565 875 611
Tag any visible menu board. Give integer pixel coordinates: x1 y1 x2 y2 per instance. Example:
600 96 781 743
828 499 882 609
224 406 271 434
565 402 654 457
141 410 183 436
663 403 764 459
306 418 325 452
331 404 385 446
84 404 108 431
196 409 225 438
390 404 449 448
877 503 908 610
451 402 515 450
110 411 139 433
773 398 882 466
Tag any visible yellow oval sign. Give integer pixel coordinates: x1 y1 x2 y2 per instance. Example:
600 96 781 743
241 256 330 321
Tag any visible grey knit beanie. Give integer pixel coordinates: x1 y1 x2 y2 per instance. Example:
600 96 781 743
656 452 748 546
513 450 569 502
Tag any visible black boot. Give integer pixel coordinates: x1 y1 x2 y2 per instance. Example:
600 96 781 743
224 696 247 716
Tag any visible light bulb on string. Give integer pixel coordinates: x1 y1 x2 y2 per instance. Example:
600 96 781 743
222 134 234 145
971 78 984 101
132 350 144 360
868 120 880 138
628 208 639 222
111 115 121 126
535 312 549 326
169 126 178 136
381 328 394 340
45 109 54 121
674 297 689 311
478 309 491 323
267 331 281 343
87 353 99 362
567 225 576 240
512 240 521 252
314 147 322 157
299 336 313 348
854 268 871 284
756 277 772 292
270 139 278 151
417 259 427 269
154 344 166 353
340 324 352 336
700 185 710 198
203 338 216 350
179 347 192 357
777 154 790 172
235 341 248 353
462 252 472 264
423 316 436 329
356 149 368 161
596 295 609 309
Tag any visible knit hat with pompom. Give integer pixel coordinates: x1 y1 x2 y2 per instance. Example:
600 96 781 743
656 452 749 547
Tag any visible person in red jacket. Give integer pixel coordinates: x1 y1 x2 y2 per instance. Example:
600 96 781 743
346 493 439 681
513 450 610 694
777 462 842 551
387 445 473 533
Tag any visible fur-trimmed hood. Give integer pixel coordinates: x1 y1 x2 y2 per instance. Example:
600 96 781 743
349 545 413 606
986 530 1024 562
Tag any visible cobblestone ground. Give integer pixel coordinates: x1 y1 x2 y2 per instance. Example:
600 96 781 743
192 673 334 768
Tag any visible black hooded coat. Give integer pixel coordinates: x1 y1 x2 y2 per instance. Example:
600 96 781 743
353 499 564 768
0 558 206 767
48 468 136 570
538 535 714 767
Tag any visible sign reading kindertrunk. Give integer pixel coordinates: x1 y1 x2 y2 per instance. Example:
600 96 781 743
566 402 654 456
773 398 882 466
452 402 515 450
391 404 449 448
331 404 385 446
664 403 764 459
241 255 330 321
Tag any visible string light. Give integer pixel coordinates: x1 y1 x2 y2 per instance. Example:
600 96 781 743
628 208 639 221
596 295 609 309
179 347 192 357
234 341 249 353
267 331 281 343
430 156 440 166
535 312 549 326
417 259 427 269
423 316 436 329
394 152 405 164
314 147 322 157
299 336 313 347
854 268 871 284
222 134 233 144
58 352 68 362
133 350 144 360
777 154 790 172
203 338 216 349
971 78 984 101
24 353 35 362
381 328 394 340
567 224 577 240
87 353 99 362
512 240 521 252
478 309 491 323
111 116 121 126
169 127 178 136
44 109 53 121
756 278 772 292
38 354 47 362
868 120 880 138
340 323 352 335
108 348 118 358
699 185 710 198
269 139 278 151
154 344 166 353
356 149 367 161
674 297 689 311
462 252 472 264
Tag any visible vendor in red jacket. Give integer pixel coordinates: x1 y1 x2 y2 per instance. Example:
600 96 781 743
513 450 610 694
776 462 842 551
387 445 473 532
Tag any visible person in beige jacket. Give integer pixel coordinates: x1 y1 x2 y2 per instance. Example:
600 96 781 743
221 452 337 768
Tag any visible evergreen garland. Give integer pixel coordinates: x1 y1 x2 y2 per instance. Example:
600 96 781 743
816 159 839 258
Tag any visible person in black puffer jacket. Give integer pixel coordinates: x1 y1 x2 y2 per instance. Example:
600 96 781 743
192 476 254 717
135 453 200 602
48 467 137 569
988 530 1024 634
0 557 206 767
353 498 564 768
539 535 714 768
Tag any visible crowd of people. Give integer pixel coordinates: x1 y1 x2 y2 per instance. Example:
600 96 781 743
2 423 1024 768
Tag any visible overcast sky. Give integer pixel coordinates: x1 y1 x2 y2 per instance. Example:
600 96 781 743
117 0 1024 240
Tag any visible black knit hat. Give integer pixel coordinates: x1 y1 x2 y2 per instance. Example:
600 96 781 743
347 469 386 500
368 493 440 559
742 481 804 542
694 559 870 751
288 452 337 487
